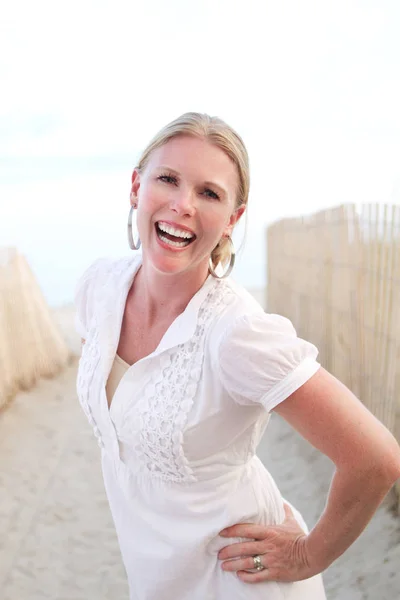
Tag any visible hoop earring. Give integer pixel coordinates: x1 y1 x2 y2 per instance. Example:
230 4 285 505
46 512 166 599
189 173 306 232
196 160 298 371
208 236 235 279
127 205 141 250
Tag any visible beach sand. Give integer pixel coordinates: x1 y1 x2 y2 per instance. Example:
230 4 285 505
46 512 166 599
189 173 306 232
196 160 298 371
0 303 398 599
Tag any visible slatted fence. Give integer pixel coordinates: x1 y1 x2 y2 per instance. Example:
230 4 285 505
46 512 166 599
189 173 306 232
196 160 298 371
267 204 400 508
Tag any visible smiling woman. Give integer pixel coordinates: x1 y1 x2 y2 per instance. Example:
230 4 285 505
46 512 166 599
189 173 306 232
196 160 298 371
134 112 248 272
74 112 400 600
129 132 244 283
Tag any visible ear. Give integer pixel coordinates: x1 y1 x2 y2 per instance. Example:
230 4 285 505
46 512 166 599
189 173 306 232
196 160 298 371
224 203 246 236
130 169 141 205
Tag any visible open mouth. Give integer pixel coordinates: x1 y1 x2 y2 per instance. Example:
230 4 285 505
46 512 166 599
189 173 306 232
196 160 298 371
155 221 196 248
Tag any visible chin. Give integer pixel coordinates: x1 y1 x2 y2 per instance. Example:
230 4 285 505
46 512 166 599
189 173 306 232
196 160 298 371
150 254 192 276
149 251 208 280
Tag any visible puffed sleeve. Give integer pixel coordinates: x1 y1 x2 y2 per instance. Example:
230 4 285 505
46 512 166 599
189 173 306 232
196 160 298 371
218 313 320 412
73 258 105 339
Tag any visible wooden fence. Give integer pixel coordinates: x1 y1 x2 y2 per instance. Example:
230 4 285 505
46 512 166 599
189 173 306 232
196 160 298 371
0 248 71 410
267 203 400 507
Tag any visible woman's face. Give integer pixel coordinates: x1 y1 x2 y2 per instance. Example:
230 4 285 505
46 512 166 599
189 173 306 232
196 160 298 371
131 135 245 278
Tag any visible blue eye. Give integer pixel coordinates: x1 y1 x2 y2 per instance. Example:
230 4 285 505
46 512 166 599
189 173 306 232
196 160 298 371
203 188 220 200
157 174 178 185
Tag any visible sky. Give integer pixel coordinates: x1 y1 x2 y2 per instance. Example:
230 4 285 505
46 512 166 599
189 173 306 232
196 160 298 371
1 0 400 306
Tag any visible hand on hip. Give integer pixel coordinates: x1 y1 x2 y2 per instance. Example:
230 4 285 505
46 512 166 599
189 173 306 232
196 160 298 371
218 503 321 584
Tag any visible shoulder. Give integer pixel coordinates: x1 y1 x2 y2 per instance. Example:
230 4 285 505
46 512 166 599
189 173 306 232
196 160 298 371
75 254 139 295
74 254 140 337
75 256 112 292
206 279 320 409
207 277 282 348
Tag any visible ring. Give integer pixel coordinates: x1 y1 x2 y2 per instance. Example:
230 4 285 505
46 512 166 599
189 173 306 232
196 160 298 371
253 555 264 571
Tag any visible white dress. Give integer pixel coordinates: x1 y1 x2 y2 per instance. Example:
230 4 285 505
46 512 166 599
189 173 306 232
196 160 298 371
74 254 327 600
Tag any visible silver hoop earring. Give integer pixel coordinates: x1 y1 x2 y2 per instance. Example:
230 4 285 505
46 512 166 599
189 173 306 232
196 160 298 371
208 236 235 279
127 205 141 250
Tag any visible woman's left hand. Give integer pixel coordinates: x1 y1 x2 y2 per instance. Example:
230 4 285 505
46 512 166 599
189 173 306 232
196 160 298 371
218 504 322 583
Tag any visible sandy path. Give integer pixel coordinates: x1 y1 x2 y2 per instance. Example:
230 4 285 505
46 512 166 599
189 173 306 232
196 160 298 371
0 306 399 599
0 362 128 600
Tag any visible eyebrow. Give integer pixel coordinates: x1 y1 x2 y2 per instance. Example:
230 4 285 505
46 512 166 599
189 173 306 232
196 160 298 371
156 165 228 197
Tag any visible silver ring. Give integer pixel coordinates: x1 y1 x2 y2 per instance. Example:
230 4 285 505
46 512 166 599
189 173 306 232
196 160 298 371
253 555 264 571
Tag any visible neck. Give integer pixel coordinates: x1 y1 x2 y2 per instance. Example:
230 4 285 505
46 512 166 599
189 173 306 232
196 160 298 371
134 258 210 326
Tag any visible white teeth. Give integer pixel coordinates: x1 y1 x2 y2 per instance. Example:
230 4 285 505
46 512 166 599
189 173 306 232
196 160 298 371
157 222 194 239
158 234 190 248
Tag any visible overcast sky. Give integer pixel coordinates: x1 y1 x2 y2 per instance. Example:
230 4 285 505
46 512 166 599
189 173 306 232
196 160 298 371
1 0 399 306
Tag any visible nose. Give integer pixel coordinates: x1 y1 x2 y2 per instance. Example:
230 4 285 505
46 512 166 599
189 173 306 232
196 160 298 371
170 189 195 217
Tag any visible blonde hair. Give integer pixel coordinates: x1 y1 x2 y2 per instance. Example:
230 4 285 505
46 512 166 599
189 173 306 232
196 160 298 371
136 112 249 268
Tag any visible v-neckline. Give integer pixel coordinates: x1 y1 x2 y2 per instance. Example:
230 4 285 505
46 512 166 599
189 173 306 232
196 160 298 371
103 255 217 416
115 353 130 368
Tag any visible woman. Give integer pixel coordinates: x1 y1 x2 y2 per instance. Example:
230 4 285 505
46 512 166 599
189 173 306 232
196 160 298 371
74 112 400 600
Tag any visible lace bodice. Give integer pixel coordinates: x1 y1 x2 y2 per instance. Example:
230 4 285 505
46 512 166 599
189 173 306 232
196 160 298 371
75 255 319 483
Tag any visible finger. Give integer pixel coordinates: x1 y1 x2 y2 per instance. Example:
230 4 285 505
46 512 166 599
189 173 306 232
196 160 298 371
220 523 268 540
283 502 295 521
237 567 279 584
221 554 268 573
218 540 263 560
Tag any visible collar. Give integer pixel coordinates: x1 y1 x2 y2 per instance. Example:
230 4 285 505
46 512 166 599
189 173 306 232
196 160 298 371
102 254 219 371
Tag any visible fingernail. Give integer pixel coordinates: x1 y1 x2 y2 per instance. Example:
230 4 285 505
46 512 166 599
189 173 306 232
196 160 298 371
219 529 227 536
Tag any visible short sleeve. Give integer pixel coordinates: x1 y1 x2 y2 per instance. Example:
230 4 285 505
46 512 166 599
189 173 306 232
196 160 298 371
218 313 320 412
73 258 105 339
